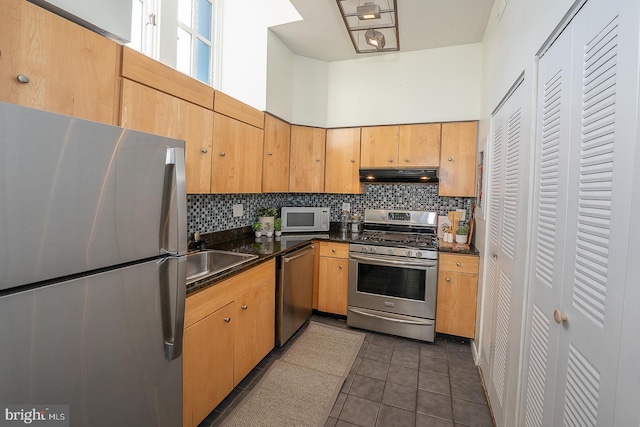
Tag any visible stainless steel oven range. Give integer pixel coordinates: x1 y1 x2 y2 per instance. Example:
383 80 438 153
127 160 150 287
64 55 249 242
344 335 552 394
348 209 438 342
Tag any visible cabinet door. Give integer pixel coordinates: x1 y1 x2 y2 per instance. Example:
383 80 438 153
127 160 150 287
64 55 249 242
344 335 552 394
289 125 326 192
234 278 276 385
183 303 234 427
398 124 441 167
262 115 290 193
318 256 348 316
435 270 478 338
439 122 477 196
212 112 264 193
360 126 399 168
0 0 118 124
325 128 363 194
120 79 214 194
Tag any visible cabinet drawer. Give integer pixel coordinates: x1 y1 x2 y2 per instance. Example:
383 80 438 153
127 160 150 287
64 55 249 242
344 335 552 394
319 241 349 258
439 253 479 274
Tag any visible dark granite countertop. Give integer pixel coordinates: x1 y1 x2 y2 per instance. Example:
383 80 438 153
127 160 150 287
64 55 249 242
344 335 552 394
187 225 479 294
186 226 354 294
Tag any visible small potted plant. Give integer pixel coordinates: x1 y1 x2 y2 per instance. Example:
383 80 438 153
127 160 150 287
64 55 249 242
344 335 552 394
263 221 273 238
456 223 469 244
252 221 262 237
274 218 282 237
257 207 277 233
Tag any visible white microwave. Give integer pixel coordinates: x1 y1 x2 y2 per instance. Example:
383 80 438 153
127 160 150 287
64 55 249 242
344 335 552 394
280 207 330 232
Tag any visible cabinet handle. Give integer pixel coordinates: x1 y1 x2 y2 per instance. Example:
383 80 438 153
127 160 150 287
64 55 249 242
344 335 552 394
404 158 409 162
224 317 231 323
448 157 453 161
446 277 451 282
268 152 273 156
553 309 567 324
338 265 343 270
492 252 498 259
456 262 461 266
201 148 208 153
241 304 248 310
17 74 30 84
220 152 226 157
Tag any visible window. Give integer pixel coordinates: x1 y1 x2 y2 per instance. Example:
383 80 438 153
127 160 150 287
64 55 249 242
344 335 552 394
177 0 215 85
128 0 159 58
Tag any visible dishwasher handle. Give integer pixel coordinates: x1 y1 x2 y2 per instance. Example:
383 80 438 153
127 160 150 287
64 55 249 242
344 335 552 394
283 245 315 263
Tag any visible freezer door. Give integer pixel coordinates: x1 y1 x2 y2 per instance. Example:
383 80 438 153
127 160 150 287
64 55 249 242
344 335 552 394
0 256 186 427
0 102 186 291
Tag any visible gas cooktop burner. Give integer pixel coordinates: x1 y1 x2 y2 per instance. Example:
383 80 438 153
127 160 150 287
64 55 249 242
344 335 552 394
353 230 437 249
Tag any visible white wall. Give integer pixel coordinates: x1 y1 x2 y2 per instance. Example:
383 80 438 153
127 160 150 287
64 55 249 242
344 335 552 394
326 44 482 128
266 31 296 122
292 56 329 128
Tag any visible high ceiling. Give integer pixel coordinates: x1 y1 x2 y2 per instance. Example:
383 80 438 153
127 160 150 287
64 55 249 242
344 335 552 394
269 0 495 62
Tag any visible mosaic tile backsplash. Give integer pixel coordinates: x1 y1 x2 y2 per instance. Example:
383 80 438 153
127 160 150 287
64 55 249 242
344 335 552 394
187 184 473 235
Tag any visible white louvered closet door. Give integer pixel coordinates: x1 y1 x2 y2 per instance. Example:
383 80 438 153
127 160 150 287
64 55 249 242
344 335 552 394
523 0 640 425
483 79 527 427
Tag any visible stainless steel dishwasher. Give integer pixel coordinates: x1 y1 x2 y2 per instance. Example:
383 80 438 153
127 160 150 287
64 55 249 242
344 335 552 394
276 243 315 346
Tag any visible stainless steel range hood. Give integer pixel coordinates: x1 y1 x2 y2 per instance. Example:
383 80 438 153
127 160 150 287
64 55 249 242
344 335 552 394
359 169 438 183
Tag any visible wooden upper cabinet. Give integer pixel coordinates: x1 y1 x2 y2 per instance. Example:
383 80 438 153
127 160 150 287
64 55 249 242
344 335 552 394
121 47 214 110
211 113 264 194
325 128 363 194
289 125 326 193
0 0 119 124
214 91 264 129
262 115 291 193
360 126 400 168
120 79 213 194
398 123 441 167
439 122 478 197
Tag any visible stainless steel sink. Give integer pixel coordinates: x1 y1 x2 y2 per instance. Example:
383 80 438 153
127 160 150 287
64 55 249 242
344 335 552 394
186 250 258 284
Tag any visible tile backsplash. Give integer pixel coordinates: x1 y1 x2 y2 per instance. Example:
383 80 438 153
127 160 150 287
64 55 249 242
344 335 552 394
188 184 473 234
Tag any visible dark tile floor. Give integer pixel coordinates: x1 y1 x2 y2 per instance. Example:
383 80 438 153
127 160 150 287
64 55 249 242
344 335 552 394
199 314 495 427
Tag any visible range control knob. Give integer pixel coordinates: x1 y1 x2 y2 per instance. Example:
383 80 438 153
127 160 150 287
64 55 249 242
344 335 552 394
361 247 368 253
407 250 413 257
416 252 423 258
370 247 377 253
387 248 394 255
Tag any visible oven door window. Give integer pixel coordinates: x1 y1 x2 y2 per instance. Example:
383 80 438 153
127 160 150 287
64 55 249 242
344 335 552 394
357 263 426 301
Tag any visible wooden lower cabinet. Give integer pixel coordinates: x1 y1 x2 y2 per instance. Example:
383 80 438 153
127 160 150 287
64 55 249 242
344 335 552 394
435 253 479 338
317 242 349 315
183 303 234 427
233 278 276 385
183 260 275 427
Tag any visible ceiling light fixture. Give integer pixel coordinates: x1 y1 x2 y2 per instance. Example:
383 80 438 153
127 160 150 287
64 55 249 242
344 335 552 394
336 0 399 55
357 2 380 20
365 29 385 50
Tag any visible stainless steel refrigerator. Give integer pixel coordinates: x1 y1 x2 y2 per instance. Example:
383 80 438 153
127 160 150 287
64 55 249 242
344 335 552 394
0 102 187 426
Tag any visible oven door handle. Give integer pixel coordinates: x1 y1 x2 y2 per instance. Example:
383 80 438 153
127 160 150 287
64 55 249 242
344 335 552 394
349 253 437 268
348 307 434 325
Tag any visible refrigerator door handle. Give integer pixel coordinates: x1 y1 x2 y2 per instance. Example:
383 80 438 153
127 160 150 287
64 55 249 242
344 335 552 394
161 147 187 255
161 257 186 360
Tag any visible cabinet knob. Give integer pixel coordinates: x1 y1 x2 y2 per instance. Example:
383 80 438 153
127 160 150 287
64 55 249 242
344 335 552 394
446 277 451 282
448 157 453 161
492 252 498 259
350 159 355 163
201 148 208 153
316 158 321 162
553 309 567 324
404 158 409 162
388 158 393 163
268 152 273 156
338 265 343 270
220 152 226 157
224 317 231 323
16 74 30 84
456 262 461 266
241 304 248 310
331 249 336 253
